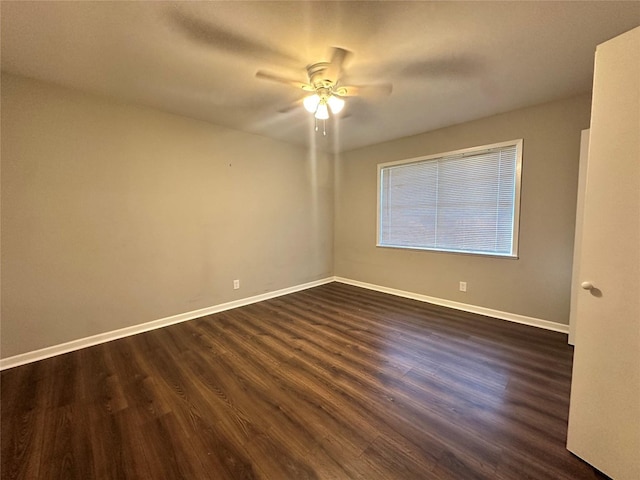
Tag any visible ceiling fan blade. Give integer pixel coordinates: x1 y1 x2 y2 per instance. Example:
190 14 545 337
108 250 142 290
256 71 314 91
336 83 392 98
278 100 303 114
170 9 299 66
324 47 352 83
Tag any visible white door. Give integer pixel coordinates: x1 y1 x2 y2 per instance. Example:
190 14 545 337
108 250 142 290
567 27 640 480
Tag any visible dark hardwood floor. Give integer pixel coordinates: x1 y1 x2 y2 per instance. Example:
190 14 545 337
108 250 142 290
1 282 607 479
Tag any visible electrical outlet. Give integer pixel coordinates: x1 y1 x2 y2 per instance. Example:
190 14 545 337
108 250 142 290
459 281 467 292
233 279 240 290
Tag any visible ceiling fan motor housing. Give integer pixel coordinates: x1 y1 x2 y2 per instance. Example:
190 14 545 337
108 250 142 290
307 62 335 91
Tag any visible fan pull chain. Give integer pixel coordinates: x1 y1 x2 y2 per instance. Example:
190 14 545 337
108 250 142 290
313 118 328 135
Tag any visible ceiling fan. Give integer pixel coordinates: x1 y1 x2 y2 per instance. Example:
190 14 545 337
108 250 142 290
256 47 392 133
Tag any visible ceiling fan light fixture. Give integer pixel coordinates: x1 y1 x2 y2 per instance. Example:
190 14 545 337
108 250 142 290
256 46 392 133
303 94 321 113
315 102 330 120
327 95 345 114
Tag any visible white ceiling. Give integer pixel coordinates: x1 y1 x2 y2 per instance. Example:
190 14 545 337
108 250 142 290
2 1 639 152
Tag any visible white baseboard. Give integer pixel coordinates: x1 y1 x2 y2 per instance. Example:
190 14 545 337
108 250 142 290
334 276 569 334
0 277 334 371
1 275 568 370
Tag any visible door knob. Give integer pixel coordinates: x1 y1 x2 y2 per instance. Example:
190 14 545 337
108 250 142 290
581 281 594 290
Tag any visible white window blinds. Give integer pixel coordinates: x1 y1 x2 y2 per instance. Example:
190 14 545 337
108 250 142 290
378 140 522 257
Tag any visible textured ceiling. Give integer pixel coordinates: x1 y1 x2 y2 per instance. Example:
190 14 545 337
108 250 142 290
2 1 639 152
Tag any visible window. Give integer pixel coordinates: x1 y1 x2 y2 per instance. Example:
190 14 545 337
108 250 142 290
377 139 522 257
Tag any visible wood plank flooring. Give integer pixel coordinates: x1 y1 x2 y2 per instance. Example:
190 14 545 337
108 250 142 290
1 282 608 479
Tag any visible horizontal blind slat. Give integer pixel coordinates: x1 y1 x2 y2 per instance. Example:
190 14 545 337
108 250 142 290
379 141 520 256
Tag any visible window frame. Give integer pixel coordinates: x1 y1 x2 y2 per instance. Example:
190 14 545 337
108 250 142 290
376 139 523 258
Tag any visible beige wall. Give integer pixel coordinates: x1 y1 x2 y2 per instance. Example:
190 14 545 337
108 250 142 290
1 73 333 358
334 94 592 325
1 71 592 359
